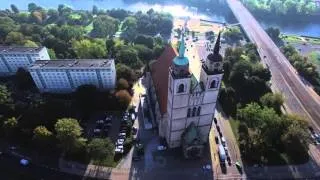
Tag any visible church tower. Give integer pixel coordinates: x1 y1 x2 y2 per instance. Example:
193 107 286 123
165 33 192 148
199 32 224 138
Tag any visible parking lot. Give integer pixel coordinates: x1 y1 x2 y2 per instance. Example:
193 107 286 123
85 110 137 155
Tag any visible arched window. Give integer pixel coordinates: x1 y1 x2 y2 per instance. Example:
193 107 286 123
210 80 217 89
178 83 184 93
197 107 201 116
192 107 197 117
187 108 191 117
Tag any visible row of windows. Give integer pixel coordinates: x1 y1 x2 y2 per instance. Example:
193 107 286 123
3 54 38 57
176 80 219 94
187 107 201 117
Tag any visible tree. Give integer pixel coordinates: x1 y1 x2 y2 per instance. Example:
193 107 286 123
116 63 137 83
260 92 284 114
0 17 18 41
72 39 107 58
58 25 85 42
107 9 129 21
133 44 153 62
266 27 280 42
5 32 25 45
48 49 57 59
15 68 35 90
134 35 154 49
92 5 98 15
0 85 12 105
117 78 129 90
28 3 38 12
223 27 242 43
116 90 132 109
116 47 142 69
54 118 83 153
33 125 53 143
122 16 137 31
3 117 18 136
24 40 38 47
10 4 19 13
87 138 115 164
75 85 98 116
105 38 115 57
93 15 119 38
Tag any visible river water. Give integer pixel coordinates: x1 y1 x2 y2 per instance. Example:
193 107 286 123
1 0 319 36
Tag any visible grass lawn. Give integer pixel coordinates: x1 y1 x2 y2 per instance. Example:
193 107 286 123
85 22 93 33
280 34 303 44
229 118 240 141
308 51 320 71
69 13 81 20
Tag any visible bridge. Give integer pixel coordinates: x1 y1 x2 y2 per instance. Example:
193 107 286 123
226 0 320 128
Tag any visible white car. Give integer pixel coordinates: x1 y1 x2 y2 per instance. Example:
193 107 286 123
115 148 124 154
157 145 167 151
93 129 101 133
221 137 226 146
119 133 126 137
117 139 125 144
96 120 104 124
20 159 29 166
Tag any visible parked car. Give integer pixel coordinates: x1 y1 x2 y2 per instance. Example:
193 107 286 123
221 137 226 146
132 127 138 135
216 125 220 133
215 136 219 144
96 120 104 124
117 139 125 144
20 159 29 166
115 147 124 154
157 145 167 151
214 117 217 124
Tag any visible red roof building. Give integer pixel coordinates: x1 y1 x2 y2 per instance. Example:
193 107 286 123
150 45 178 115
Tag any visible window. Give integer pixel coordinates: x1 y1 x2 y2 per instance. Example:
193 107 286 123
177 84 184 93
187 108 191 117
210 80 217 89
197 107 201 116
192 107 196 117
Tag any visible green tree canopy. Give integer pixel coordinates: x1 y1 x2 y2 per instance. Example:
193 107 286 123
116 90 132 109
54 118 83 152
33 125 53 142
117 78 130 90
72 39 107 58
116 47 142 69
0 84 12 105
93 15 119 38
24 40 38 47
260 92 284 114
87 138 115 164
5 31 25 45
0 17 18 41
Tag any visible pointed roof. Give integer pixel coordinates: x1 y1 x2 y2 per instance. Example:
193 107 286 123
173 33 189 66
207 31 223 63
178 33 186 58
213 31 221 54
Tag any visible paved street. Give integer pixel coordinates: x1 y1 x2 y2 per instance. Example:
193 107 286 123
226 0 320 131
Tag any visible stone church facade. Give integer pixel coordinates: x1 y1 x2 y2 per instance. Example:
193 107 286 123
147 31 224 149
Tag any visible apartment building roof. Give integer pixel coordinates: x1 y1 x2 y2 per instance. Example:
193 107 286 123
0 46 45 53
29 59 114 69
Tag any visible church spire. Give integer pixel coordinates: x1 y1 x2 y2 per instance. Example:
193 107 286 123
213 31 221 54
179 33 186 58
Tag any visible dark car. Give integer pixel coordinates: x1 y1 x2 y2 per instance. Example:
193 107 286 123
227 156 232 166
216 125 220 132
214 117 217 124
215 136 219 144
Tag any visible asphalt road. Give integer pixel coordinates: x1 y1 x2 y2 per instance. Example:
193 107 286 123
226 0 320 129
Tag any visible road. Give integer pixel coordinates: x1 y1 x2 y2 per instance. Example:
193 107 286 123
226 0 320 129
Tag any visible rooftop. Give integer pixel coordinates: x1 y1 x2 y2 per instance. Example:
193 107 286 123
29 59 114 69
0 46 44 53
150 45 178 115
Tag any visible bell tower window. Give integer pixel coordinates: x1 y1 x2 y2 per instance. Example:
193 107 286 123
178 83 184 93
210 80 217 89
192 107 196 117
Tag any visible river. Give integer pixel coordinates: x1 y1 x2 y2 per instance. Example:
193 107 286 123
1 0 319 37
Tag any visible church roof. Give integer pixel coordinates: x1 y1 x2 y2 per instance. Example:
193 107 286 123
207 32 223 62
182 122 204 145
190 74 204 93
150 45 178 115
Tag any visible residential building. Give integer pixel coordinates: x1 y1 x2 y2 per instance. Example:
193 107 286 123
29 59 116 93
0 46 50 75
148 32 224 153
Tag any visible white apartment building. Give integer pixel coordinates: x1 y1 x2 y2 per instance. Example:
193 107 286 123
0 46 50 75
29 59 116 93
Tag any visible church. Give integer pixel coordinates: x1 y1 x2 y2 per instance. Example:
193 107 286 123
147 28 224 157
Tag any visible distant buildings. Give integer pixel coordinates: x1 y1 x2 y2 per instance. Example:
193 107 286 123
0 46 50 75
29 59 116 93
